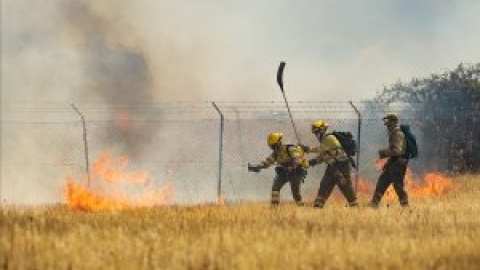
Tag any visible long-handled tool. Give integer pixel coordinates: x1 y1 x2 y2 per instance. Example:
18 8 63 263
276 61 301 145
248 62 302 173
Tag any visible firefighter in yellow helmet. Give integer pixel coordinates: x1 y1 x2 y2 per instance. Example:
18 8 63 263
306 120 358 208
248 132 309 206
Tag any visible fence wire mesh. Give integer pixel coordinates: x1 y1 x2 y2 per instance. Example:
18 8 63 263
1 101 478 204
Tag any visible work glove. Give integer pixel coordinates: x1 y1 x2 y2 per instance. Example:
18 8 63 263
299 168 307 178
308 158 318 167
248 163 261 173
378 149 389 159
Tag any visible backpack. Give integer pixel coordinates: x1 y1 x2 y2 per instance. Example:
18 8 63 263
331 131 357 157
274 144 298 160
400 125 418 159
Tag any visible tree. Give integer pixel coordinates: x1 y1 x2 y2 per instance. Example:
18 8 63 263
375 63 480 173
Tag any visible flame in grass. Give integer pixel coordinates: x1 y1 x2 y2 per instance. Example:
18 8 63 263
65 151 175 211
66 178 129 211
416 172 455 195
356 159 455 200
355 177 374 194
383 171 454 199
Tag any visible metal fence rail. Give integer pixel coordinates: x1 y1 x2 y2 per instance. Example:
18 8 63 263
1 101 476 204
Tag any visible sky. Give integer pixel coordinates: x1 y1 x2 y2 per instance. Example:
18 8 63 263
2 0 480 104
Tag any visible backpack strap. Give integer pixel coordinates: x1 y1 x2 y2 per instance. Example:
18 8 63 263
273 144 294 161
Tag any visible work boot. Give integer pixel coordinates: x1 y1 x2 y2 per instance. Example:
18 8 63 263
348 201 359 207
295 201 305 207
369 200 379 209
370 193 382 208
313 197 325 208
399 198 409 207
271 191 280 206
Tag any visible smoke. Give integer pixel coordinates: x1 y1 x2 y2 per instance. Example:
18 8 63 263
60 1 157 157
3 1 480 103
62 2 152 104
2 0 480 204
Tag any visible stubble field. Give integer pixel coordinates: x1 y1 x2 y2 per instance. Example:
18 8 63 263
1 175 480 270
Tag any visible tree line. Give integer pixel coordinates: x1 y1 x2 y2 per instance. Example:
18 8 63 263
374 63 480 173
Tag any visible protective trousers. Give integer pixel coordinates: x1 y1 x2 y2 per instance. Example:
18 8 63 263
313 160 357 208
271 167 305 206
371 158 409 206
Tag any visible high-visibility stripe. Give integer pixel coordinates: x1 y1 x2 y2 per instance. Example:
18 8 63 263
271 191 280 204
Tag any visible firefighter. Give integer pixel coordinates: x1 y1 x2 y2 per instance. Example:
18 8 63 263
306 121 358 208
370 113 409 207
248 132 308 206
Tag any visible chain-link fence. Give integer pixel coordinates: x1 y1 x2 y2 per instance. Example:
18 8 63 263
1 102 476 204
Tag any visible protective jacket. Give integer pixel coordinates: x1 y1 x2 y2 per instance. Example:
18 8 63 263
380 125 406 160
307 134 348 165
260 145 308 169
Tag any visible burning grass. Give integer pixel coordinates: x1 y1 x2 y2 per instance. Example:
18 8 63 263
1 175 480 269
66 152 457 212
65 151 175 211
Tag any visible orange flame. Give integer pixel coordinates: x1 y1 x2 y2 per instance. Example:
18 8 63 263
355 164 455 201
383 170 454 200
355 177 374 194
418 172 455 195
65 150 175 211
216 196 226 206
114 110 132 132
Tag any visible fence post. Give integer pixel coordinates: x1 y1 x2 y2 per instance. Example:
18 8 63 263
349 101 362 194
71 104 91 187
211 102 224 200
0 105 2 204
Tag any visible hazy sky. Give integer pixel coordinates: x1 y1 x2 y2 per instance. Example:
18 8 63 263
2 0 480 104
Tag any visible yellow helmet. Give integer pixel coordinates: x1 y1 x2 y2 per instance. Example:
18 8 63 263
311 120 328 133
267 132 283 146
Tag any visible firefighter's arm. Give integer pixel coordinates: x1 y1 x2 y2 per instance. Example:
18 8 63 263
309 135 339 153
308 135 338 166
308 155 324 167
307 145 327 166
298 144 312 153
248 153 275 172
379 131 405 158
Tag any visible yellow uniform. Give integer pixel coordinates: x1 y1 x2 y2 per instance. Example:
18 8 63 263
307 133 357 208
307 134 348 165
248 132 308 206
258 144 308 205
260 144 309 169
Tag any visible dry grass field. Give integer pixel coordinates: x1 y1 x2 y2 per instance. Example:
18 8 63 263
1 175 480 270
